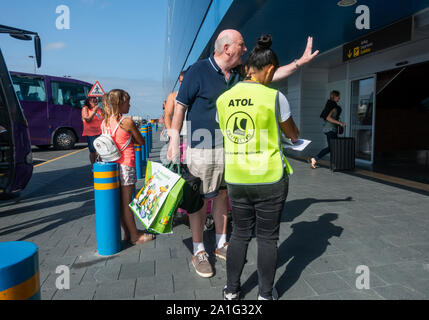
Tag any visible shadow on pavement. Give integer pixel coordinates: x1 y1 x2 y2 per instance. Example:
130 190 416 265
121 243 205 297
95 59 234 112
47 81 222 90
282 196 353 222
0 163 95 240
240 213 343 299
0 165 93 215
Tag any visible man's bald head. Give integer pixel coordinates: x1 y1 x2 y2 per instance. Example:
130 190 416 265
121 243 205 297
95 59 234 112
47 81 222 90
214 29 247 69
214 29 243 54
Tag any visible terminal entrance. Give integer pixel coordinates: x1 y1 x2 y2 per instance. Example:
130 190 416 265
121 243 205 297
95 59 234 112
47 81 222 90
373 61 429 184
350 77 375 164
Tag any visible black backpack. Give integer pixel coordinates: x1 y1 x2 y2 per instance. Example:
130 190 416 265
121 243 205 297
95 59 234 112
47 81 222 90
320 100 342 120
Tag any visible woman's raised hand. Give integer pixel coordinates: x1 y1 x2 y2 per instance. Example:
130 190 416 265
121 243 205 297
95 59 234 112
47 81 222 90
298 36 319 65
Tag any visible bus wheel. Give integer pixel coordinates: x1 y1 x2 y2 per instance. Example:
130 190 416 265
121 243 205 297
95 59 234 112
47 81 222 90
53 129 76 150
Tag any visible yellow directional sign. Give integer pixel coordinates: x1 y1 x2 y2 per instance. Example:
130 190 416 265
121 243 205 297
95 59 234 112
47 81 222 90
353 47 360 57
343 16 412 62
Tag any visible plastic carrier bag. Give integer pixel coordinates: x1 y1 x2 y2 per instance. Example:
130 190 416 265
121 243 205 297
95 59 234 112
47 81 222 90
129 161 185 234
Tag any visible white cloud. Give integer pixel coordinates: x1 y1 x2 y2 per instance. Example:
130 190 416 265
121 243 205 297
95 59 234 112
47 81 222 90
44 42 66 51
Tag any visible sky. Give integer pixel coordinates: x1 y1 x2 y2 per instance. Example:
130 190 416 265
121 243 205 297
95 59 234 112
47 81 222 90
0 0 168 119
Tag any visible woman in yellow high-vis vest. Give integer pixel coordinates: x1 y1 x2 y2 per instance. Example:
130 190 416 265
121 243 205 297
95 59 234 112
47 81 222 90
216 34 299 300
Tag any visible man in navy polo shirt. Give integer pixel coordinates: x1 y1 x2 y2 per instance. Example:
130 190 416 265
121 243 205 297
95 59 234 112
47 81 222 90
168 29 318 278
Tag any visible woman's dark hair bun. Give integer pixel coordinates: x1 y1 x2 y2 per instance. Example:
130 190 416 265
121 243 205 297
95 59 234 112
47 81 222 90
256 34 272 50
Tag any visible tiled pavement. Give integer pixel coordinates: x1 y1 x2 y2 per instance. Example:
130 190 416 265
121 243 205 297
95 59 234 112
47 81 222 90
0 129 428 300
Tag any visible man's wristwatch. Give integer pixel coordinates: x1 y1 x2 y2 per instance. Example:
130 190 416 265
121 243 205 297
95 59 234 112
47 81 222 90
294 59 300 69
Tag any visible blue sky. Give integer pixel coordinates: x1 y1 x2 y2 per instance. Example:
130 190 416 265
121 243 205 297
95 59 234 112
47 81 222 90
0 0 168 119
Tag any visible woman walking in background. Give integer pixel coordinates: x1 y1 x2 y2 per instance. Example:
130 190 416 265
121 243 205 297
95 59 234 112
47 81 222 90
82 96 104 164
309 90 345 169
102 89 155 245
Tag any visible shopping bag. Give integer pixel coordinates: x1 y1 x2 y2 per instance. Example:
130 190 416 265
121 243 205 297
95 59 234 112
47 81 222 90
129 161 185 234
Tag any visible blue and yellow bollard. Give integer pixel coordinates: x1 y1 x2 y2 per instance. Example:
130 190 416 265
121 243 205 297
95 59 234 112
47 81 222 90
139 126 146 166
142 125 149 161
134 144 142 180
142 128 147 167
147 123 152 153
0 241 40 300
149 123 153 151
93 162 121 256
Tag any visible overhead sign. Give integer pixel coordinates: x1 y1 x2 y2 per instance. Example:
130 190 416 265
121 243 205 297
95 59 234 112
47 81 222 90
88 81 105 97
343 16 412 62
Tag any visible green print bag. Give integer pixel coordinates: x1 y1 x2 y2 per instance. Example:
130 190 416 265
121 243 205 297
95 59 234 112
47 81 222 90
129 161 185 234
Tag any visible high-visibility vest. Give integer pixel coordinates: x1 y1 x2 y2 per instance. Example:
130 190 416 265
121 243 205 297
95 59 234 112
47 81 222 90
216 81 293 185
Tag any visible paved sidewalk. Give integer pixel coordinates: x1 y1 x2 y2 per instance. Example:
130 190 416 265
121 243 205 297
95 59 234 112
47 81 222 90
0 129 428 300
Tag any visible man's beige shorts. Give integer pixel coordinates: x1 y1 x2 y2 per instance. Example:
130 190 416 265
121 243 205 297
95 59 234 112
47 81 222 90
187 146 226 198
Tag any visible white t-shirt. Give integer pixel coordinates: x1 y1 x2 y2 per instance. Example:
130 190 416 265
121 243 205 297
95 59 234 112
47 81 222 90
276 91 292 123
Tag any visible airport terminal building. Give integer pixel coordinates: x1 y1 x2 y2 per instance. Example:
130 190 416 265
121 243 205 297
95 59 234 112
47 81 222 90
163 0 429 184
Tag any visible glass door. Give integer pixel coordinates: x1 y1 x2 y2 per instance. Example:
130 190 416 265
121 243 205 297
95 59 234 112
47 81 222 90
350 77 375 164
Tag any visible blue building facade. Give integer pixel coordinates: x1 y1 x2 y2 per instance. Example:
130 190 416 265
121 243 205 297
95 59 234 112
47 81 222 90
163 0 429 183
162 0 233 96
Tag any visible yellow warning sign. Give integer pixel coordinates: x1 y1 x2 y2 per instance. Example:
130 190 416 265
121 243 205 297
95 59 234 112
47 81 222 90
353 47 360 57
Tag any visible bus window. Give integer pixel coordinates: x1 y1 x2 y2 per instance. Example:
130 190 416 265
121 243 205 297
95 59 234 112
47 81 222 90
11 75 46 102
51 81 90 109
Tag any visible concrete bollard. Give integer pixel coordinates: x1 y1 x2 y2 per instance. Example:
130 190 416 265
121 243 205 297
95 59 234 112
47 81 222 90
0 241 40 300
134 144 142 180
93 162 121 256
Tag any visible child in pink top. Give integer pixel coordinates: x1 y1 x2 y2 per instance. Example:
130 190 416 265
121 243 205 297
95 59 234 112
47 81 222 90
103 89 154 245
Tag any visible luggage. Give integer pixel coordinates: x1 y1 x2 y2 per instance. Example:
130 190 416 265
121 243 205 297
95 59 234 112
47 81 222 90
330 137 355 171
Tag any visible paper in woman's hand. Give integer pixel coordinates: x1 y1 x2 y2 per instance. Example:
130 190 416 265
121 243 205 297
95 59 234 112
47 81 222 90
283 139 312 151
283 137 294 145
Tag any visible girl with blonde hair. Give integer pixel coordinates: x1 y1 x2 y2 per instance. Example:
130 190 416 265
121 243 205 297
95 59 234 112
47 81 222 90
101 89 154 245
